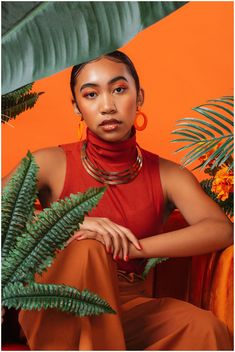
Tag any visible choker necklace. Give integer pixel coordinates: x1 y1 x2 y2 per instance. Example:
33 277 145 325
81 141 143 185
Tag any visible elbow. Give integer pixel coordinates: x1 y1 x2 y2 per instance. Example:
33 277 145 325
219 219 233 248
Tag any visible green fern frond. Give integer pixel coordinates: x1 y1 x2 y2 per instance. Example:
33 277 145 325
201 179 233 217
2 151 39 259
2 282 116 316
2 187 106 287
2 83 34 102
171 96 234 170
142 257 169 279
2 92 44 122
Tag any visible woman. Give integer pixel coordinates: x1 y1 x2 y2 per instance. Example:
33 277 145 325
3 51 233 350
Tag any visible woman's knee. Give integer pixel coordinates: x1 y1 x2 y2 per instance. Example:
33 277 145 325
76 238 106 254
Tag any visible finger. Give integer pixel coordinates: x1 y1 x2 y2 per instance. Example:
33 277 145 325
101 221 131 260
110 233 122 260
97 220 123 258
117 233 129 261
66 231 84 245
100 220 133 259
119 226 142 250
101 234 113 254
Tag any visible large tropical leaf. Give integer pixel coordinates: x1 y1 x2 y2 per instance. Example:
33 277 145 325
2 152 39 259
171 97 234 170
2 1 188 94
2 186 106 287
2 282 115 316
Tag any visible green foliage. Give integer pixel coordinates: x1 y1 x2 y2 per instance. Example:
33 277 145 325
2 2 188 94
201 179 233 217
3 83 34 98
2 83 44 123
2 152 38 259
1 153 114 317
2 187 106 286
171 96 234 171
142 257 169 279
2 282 115 316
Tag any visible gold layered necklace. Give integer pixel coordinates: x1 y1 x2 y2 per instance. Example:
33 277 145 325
81 141 143 185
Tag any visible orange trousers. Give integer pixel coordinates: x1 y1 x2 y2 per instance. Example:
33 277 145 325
19 239 232 350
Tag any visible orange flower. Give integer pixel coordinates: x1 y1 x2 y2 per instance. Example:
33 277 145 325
212 166 234 201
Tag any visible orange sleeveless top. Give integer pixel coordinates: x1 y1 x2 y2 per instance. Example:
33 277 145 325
59 129 165 274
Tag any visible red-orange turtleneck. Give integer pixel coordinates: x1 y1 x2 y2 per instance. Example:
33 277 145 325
59 129 165 274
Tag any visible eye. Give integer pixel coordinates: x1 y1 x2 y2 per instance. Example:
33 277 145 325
113 86 126 94
84 92 97 99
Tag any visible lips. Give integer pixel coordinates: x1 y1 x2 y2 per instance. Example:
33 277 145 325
99 119 121 126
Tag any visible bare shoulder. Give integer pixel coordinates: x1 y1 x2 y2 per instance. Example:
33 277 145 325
32 146 66 190
158 157 227 225
158 157 199 194
33 146 65 168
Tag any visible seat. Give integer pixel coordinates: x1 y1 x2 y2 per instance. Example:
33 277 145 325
150 210 233 339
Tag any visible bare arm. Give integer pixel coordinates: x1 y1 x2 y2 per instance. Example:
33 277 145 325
130 158 233 259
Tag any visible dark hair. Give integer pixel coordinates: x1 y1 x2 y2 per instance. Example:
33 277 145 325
70 50 140 106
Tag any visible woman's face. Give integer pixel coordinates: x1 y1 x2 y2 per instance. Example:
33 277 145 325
73 57 143 142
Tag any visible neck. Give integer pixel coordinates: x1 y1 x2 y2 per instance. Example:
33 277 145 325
81 128 143 184
85 128 138 169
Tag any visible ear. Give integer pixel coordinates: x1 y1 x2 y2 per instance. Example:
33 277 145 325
72 100 83 119
137 88 144 108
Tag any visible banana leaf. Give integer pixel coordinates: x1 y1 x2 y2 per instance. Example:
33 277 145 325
2 1 188 94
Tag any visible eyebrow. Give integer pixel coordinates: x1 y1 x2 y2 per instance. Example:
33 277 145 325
80 76 128 92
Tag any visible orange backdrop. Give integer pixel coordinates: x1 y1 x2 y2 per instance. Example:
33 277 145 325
2 2 233 181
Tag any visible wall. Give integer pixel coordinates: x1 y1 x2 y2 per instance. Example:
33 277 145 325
2 2 233 180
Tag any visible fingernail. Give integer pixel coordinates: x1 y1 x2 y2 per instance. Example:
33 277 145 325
125 255 129 262
115 255 119 261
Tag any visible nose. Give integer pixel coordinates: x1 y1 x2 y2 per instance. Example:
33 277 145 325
100 93 116 115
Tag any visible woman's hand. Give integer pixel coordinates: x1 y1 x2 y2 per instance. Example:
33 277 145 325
67 217 142 261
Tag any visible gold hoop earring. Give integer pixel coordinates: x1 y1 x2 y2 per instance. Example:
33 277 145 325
134 109 148 131
77 118 84 141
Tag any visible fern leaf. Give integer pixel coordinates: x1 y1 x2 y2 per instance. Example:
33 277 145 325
171 130 200 140
181 140 219 166
200 138 233 170
174 141 199 154
2 83 34 102
201 179 233 217
2 282 116 316
2 187 106 287
142 257 169 279
177 117 224 135
173 128 206 140
174 122 216 138
192 107 233 134
172 96 234 170
208 98 233 107
2 151 39 259
210 140 233 169
202 103 233 119
2 92 44 122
